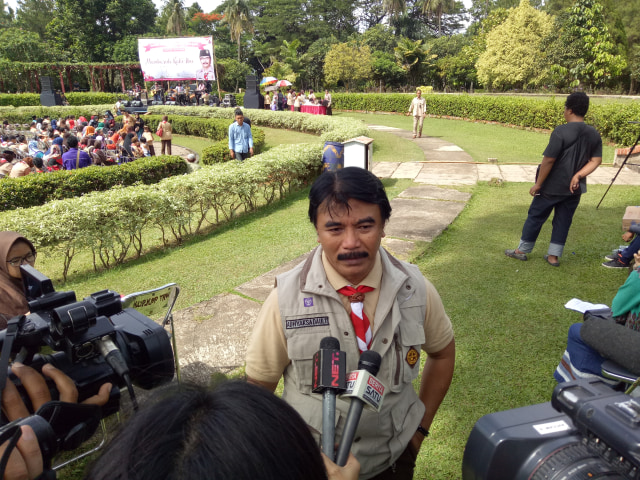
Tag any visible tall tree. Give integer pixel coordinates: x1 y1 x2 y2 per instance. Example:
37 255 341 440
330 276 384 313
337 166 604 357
166 0 187 35
558 0 626 88
223 0 253 62
0 0 13 28
418 0 455 35
476 0 553 90
46 0 156 62
15 0 52 39
324 42 372 90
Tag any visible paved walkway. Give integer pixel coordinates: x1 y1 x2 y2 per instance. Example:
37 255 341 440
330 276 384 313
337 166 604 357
172 125 640 383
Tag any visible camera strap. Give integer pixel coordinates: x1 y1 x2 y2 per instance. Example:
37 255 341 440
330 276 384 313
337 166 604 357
0 315 24 401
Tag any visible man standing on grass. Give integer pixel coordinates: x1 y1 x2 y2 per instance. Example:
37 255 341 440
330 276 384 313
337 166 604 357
505 92 602 267
228 108 253 161
245 167 455 479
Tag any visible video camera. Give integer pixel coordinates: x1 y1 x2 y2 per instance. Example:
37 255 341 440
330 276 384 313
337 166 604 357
463 378 640 480
0 265 175 469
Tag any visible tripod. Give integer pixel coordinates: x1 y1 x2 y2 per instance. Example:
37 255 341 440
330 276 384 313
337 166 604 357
597 122 640 209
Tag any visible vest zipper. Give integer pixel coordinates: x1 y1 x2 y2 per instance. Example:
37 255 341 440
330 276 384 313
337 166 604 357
394 333 401 386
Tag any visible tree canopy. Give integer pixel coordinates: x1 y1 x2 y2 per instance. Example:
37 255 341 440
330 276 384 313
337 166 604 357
0 0 638 94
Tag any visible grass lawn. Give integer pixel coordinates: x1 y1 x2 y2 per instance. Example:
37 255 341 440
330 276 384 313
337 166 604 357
41 115 640 478
411 182 640 479
337 112 616 165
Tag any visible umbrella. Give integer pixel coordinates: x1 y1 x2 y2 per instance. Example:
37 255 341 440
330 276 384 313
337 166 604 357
275 80 292 87
260 76 277 85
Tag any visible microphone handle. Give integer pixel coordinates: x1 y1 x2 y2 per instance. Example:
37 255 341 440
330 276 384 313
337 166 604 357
335 399 364 466
322 389 336 461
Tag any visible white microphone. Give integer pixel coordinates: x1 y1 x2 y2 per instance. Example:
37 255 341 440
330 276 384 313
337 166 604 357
335 350 385 466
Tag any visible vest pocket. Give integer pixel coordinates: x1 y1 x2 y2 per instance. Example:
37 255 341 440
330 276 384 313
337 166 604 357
287 331 331 394
390 313 425 392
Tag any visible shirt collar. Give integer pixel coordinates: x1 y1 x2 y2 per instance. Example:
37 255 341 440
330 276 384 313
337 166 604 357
321 249 382 291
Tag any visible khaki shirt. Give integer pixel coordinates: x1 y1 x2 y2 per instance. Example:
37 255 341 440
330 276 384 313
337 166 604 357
246 250 453 384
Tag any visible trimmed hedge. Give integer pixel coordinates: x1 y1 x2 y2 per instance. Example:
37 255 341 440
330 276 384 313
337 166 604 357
0 104 114 123
0 156 188 212
332 92 640 146
141 114 266 165
146 105 369 143
0 145 322 280
4 92 640 145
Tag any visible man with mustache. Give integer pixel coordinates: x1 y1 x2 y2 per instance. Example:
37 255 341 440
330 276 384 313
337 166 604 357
246 167 455 479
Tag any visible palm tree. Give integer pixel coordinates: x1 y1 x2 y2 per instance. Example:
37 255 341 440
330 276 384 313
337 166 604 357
383 0 406 19
418 0 455 35
223 0 253 63
166 0 186 36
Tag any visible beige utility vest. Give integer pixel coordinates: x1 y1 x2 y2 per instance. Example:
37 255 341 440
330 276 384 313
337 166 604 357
277 247 427 479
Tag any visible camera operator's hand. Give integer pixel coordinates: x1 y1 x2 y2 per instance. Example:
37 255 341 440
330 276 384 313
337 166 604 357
0 364 111 480
0 425 41 480
322 452 360 480
2 363 112 421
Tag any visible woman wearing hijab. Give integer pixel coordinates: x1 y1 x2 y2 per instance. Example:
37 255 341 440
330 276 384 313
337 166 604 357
0 232 37 329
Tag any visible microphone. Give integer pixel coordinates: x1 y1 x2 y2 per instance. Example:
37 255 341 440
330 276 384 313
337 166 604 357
335 350 385 466
312 336 346 461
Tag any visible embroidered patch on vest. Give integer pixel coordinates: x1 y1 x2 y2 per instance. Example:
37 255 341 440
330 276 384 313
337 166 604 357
285 316 329 329
304 297 314 307
406 347 419 368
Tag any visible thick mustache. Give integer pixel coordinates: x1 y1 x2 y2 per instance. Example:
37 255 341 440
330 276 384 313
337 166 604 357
337 251 369 261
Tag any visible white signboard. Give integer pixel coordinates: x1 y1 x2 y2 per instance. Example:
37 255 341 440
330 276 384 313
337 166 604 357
138 36 216 82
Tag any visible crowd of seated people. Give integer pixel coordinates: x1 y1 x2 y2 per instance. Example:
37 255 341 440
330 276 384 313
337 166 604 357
0 112 156 178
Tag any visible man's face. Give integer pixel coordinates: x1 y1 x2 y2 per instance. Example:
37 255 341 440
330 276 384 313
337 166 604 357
315 198 385 285
235 114 244 126
416 90 422 98
200 55 211 69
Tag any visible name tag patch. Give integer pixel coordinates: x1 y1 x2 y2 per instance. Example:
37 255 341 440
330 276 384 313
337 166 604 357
286 316 330 329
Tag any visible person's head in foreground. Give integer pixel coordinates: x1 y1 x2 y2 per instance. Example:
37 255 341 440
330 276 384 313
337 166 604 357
85 381 354 480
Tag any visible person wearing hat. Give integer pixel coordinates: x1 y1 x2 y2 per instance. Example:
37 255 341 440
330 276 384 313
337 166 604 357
196 49 216 81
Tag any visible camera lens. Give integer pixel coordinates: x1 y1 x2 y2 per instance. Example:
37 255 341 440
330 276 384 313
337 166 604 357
528 442 626 480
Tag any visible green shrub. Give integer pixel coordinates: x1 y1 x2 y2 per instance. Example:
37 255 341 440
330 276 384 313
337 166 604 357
0 145 322 279
0 105 113 123
146 106 369 143
0 93 124 107
329 92 640 146
0 156 187 212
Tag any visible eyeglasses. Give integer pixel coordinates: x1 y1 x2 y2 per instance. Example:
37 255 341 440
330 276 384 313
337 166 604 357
6 252 37 267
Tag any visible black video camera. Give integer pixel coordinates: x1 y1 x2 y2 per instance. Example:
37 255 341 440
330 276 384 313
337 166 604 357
0 265 175 468
463 378 640 480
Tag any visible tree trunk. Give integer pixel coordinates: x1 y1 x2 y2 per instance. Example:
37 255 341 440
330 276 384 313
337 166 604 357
630 77 636 96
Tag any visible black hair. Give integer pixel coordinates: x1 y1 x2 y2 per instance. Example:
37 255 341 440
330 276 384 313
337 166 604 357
67 135 79 149
234 108 243 117
85 381 328 480
565 92 589 117
33 156 43 169
308 167 391 226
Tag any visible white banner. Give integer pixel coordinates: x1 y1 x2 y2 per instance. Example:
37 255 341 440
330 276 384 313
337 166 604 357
138 37 216 82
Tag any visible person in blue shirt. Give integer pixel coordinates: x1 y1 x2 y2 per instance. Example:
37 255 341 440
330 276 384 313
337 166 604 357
62 135 92 170
228 108 253 161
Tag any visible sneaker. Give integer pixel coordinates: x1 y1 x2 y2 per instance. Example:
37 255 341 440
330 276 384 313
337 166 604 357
602 258 629 269
604 254 618 261
505 249 527 261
